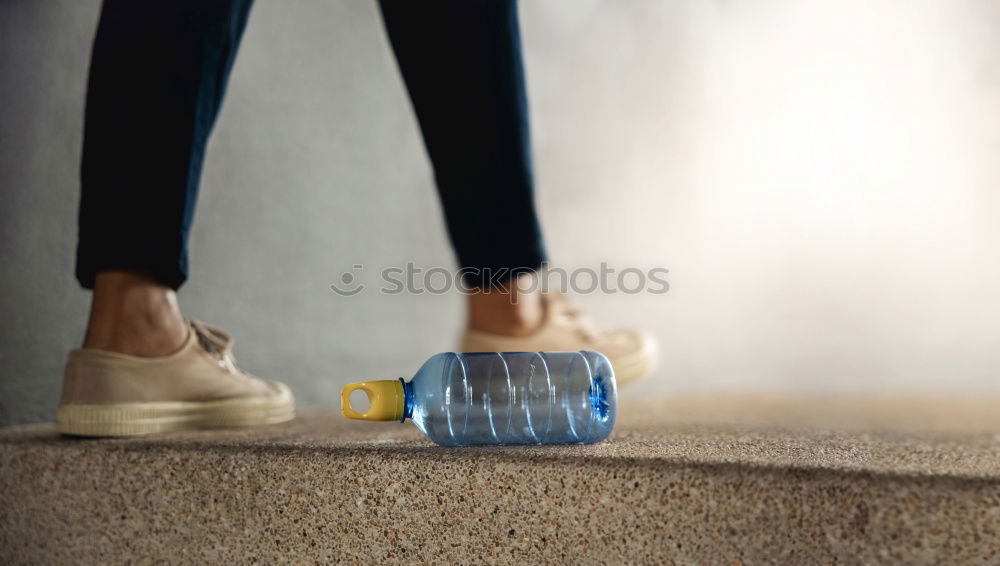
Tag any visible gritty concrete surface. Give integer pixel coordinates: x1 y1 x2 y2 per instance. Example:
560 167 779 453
1 394 999 564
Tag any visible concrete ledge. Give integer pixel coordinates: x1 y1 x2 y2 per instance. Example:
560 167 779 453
2 395 998 564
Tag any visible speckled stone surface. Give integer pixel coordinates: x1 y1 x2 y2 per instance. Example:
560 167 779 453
2 395 999 565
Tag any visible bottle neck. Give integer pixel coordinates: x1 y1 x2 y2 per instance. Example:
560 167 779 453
399 378 414 422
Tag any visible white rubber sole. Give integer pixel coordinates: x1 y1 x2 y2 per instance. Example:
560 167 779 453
613 355 651 387
56 383 295 437
612 342 658 388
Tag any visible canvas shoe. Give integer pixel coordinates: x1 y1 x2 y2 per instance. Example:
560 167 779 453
57 320 294 437
460 292 656 387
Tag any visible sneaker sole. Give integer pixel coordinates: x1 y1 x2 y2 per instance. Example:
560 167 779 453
56 383 295 437
611 340 658 387
612 354 653 387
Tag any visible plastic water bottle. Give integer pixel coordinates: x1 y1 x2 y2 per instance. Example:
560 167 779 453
340 350 617 446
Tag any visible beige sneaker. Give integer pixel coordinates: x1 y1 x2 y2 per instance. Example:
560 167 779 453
56 320 294 437
460 292 657 387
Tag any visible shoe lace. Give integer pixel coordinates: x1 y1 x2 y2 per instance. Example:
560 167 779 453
549 294 602 342
192 321 241 375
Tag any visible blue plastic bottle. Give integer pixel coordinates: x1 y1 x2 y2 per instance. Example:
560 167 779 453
340 351 617 446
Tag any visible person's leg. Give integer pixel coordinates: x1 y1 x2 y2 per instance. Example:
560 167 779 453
60 0 293 437
379 1 657 384
378 0 546 336
83 271 187 357
77 0 253 355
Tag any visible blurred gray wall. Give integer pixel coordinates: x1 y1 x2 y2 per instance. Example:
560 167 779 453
2 0 999 426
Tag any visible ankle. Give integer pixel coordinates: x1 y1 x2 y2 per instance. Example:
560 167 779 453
82 271 189 357
466 274 544 337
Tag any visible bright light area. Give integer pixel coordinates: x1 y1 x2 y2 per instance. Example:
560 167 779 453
524 0 1000 392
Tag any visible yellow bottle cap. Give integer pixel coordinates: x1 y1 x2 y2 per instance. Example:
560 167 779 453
340 379 405 421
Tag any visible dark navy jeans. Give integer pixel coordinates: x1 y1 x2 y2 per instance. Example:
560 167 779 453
77 0 547 289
